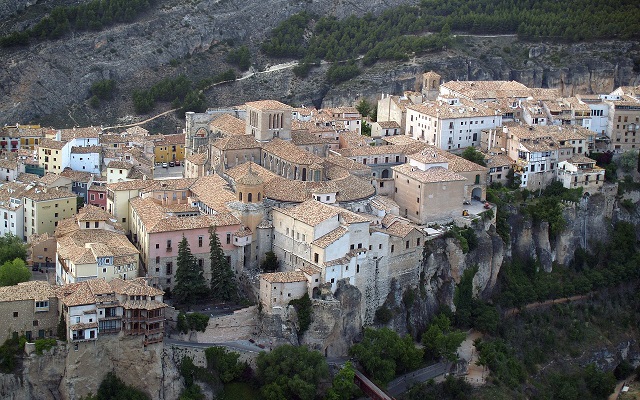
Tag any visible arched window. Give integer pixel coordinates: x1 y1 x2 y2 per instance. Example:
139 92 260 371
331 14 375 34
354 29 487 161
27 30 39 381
381 169 390 179
248 193 253 202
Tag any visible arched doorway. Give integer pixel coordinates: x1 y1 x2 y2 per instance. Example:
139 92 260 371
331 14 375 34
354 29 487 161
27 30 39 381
381 169 390 179
472 187 482 201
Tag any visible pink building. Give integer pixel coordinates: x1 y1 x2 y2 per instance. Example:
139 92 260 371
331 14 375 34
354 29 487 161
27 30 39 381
129 196 242 290
87 183 107 210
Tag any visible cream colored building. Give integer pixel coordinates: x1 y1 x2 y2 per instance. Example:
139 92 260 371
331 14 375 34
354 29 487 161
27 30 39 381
55 205 138 285
259 271 308 308
106 179 152 233
23 186 77 238
557 155 605 193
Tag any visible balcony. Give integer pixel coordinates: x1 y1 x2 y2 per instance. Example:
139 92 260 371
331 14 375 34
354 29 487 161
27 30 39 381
166 247 172 252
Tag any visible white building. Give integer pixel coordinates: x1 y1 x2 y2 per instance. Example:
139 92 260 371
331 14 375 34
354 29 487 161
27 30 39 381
70 146 101 174
557 155 605 192
0 182 26 237
405 98 501 150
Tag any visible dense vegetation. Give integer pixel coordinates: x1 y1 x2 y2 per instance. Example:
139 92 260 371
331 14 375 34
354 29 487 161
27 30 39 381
288 293 312 335
177 311 209 333
0 233 27 265
82 371 150 400
0 0 155 47
132 70 235 116
0 258 31 286
262 0 639 68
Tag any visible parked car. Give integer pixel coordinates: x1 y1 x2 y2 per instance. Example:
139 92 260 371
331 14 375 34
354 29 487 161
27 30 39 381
169 161 175 167
162 162 168 168
174 160 180 166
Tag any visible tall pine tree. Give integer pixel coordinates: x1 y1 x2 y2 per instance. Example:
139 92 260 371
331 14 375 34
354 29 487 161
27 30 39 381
209 226 237 302
173 236 209 306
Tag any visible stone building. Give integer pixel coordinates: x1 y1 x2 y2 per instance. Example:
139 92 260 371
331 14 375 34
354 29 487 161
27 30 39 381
0 281 59 341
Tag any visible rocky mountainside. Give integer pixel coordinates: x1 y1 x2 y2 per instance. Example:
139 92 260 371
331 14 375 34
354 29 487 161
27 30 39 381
1 0 640 129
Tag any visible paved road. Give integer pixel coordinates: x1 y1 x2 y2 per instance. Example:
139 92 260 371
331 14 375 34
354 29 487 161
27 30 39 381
387 362 451 396
152 164 184 179
164 338 265 354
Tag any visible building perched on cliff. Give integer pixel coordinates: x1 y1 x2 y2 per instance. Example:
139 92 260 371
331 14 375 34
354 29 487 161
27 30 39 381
56 277 166 346
0 281 59 341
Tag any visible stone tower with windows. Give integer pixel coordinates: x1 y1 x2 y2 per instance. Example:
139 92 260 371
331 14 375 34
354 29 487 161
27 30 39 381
245 100 292 142
422 71 441 101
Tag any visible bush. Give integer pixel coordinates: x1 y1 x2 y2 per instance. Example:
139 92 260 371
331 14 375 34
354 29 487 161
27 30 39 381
226 46 251 71
90 79 115 100
375 305 393 324
34 338 57 355
289 293 312 334
326 62 360 84
177 311 209 333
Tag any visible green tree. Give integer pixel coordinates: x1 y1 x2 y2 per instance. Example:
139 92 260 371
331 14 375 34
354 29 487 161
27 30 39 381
289 293 313 335
173 236 209 306
226 46 251 71
95 371 150 400
326 361 360 400
349 327 423 385
0 258 31 286
57 314 67 341
0 233 27 265
209 226 236 302
585 363 616 398
356 99 373 117
257 345 329 400
261 251 279 272
204 346 246 383
90 79 115 100
619 149 639 173
461 147 487 167
421 314 466 361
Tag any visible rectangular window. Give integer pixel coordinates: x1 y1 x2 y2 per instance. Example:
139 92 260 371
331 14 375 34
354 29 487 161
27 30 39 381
391 245 394 253
406 240 410 249
226 233 231 244
314 253 319 263
198 236 203 247
166 262 173 275
167 240 171 249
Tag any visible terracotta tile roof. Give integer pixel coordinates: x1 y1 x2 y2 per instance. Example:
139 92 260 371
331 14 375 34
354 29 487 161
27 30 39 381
312 226 348 248
440 152 487 172
486 154 514 168
99 134 128 144
407 99 495 119
0 159 18 170
209 114 246 136
381 220 421 238
107 160 134 169
441 80 531 99
245 100 292 110
383 135 421 146
59 126 102 141
106 179 152 192
376 121 400 129
186 153 208 165
275 200 341 226
393 164 466 183
109 277 163 297
120 299 167 310
57 229 137 265
189 175 237 212
264 174 375 203
2 126 53 139
76 204 116 222
339 131 370 147
407 148 450 164
211 135 260 151
16 173 41 183
0 281 55 302
142 178 197 192
57 279 114 307
23 186 76 202
226 162 279 185
38 138 67 150
298 264 321 276
235 168 264 186
153 133 184 146
336 145 406 157
126 126 150 136
566 155 596 164
60 169 94 182
262 138 324 165
71 145 102 154
38 173 69 186
371 195 399 212
130 197 240 233
260 271 306 283
291 131 336 146
70 322 99 330
324 155 371 172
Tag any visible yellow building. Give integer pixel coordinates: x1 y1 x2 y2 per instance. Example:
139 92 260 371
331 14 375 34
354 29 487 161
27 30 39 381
23 186 77 238
153 134 185 163
38 138 69 173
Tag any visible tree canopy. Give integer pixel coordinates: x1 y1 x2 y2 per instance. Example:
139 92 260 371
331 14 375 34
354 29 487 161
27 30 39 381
256 345 328 400
0 258 31 286
349 327 423 385
325 361 360 400
421 314 466 361
0 233 27 265
173 236 209 306
209 226 236 302
461 147 487 167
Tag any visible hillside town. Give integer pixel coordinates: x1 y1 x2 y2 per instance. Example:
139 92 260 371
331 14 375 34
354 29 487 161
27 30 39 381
0 73 638 397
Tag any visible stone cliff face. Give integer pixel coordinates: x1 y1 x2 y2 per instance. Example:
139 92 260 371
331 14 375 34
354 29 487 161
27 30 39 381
0 336 182 400
1 0 640 127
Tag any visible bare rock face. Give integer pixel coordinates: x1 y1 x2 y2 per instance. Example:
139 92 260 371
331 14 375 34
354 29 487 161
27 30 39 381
0 337 183 400
299 280 363 357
